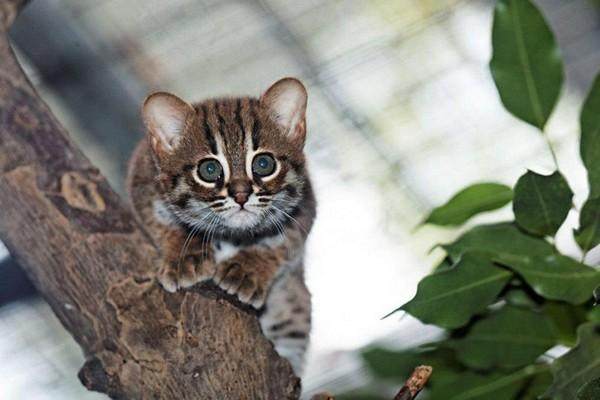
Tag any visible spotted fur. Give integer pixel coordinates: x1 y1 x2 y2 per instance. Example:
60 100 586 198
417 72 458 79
127 78 316 374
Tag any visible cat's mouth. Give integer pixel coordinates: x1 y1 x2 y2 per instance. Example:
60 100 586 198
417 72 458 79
222 206 261 228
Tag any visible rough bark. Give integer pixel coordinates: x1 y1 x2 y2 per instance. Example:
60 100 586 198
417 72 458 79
0 2 299 399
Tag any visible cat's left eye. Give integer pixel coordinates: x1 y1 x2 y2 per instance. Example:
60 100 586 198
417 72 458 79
197 158 223 183
252 153 276 177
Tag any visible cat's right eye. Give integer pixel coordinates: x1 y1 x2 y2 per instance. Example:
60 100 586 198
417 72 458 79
197 158 223 183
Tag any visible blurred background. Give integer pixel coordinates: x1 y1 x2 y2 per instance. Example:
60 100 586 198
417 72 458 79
1 0 599 398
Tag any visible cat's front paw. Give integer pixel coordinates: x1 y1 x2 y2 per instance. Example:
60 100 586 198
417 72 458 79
156 255 216 293
156 262 179 293
213 262 269 308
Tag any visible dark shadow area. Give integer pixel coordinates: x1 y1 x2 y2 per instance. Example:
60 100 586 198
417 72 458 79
0 256 36 306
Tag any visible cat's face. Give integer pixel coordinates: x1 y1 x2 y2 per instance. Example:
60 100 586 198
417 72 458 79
143 78 309 240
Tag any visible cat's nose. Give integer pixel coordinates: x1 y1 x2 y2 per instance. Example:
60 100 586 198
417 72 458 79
233 192 249 206
228 180 252 206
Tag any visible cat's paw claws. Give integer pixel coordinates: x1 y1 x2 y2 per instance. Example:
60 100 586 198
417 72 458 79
215 262 267 309
157 267 179 293
218 263 245 289
156 255 214 293
248 288 267 309
178 276 197 289
250 294 266 309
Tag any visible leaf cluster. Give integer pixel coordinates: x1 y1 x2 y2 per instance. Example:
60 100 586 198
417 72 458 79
346 1 600 399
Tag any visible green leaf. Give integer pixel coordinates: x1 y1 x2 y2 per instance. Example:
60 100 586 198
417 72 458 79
580 74 600 198
513 170 573 237
574 197 600 252
520 370 553 400
423 183 513 226
394 252 512 328
443 223 555 262
545 323 600 400
588 307 600 323
578 377 600 400
428 365 548 400
362 346 463 387
494 253 600 304
433 257 454 273
451 305 556 369
504 288 540 308
361 348 420 381
489 0 563 129
543 302 588 347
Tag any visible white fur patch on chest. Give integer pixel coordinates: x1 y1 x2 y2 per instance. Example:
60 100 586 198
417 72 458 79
213 241 241 263
257 234 286 248
213 235 286 263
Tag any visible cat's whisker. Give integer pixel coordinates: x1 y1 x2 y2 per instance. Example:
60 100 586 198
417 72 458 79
266 208 286 242
189 203 215 213
196 213 212 259
178 211 214 266
271 198 299 206
199 218 211 260
201 214 219 259
178 230 195 266
265 213 279 239
207 216 219 255
177 223 201 272
208 213 222 255
270 204 308 235
199 219 209 259
209 214 221 250
269 208 286 236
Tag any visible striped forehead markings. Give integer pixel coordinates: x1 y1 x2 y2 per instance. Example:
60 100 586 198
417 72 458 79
250 100 261 150
235 98 246 148
216 103 229 151
217 100 247 172
200 103 218 154
196 98 271 181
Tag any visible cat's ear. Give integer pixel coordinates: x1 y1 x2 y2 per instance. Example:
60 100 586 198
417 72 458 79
260 78 307 147
142 92 194 158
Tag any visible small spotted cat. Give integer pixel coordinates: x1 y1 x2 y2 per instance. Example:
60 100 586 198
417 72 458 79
127 78 316 374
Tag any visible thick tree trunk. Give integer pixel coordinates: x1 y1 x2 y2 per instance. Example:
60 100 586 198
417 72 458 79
0 2 299 399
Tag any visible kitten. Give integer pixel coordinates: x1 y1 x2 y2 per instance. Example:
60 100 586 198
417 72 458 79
127 78 316 374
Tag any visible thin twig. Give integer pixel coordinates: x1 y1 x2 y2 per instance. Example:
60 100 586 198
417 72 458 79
310 365 433 400
394 365 433 400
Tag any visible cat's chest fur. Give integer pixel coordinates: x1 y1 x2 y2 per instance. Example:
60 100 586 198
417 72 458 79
153 198 288 265
212 235 286 263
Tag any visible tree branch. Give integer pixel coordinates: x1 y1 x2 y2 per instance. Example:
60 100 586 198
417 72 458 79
0 0 28 28
310 365 432 400
393 366 432 400
0 3 299 399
